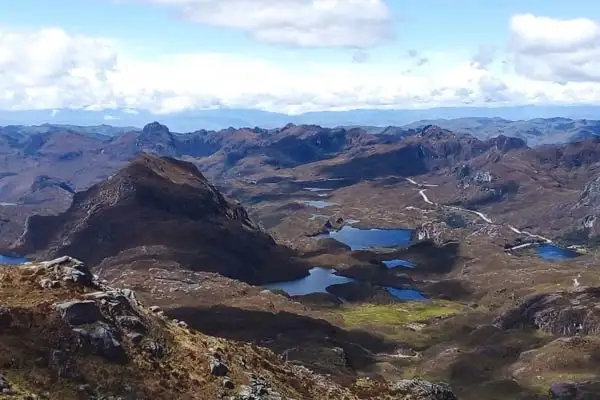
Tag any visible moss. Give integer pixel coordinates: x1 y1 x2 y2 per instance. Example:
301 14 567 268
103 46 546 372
341 301 464 327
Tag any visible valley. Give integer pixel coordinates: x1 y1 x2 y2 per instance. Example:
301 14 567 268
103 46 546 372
1 120 600 399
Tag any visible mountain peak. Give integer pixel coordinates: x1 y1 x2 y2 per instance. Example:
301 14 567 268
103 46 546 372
142 121 170 135
11 155 308 284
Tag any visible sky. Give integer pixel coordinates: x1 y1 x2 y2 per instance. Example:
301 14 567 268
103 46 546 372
2 0 600 114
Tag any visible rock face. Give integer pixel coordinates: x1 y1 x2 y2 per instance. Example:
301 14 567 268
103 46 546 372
11 154 307 284
494 288 600 335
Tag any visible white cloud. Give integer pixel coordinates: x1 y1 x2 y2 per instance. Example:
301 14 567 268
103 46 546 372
4 20 600 115
136 0 393 48
509 14 600 83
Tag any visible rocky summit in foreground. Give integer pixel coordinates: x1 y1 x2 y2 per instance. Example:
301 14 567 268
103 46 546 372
0 256 457 400
10 153 307 284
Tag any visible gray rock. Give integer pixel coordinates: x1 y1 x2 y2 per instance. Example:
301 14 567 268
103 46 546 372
43 256 73 268
223 377 235 390
390 379 458 400
176 320 188 329
127 332 144 345
40 278 60 289
115 315 146 333
64 263 94 286
0 374 13 395
210 358 229 377
149 306 161 313
144 340 165 358
56 300 103 326
236 376 282 400
74 323 125 362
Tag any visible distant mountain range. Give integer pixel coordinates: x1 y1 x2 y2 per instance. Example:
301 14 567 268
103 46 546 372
3 107 600 146
2 105 600 134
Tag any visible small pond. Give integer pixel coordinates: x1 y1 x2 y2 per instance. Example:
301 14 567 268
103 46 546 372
326 226 413 250
0 255 28 264
264 267 355 296
536 244 580 261
383 259 415 269
385 287 427 301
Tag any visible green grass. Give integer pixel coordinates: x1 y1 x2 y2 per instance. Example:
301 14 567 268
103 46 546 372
341 301 464 327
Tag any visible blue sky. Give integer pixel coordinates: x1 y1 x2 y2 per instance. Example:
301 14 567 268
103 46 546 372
1 0 600 114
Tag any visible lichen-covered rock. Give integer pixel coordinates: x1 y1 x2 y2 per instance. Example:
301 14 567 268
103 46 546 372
390 379 458 400
237 376 283 400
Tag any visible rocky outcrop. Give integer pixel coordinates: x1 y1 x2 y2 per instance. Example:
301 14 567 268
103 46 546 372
11 154 308 284
390 379 458 400
494 288 600 335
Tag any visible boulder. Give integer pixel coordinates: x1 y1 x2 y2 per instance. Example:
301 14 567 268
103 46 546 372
210 358 229 377
74 323 125 362
115 315 147 333
55 300 103 326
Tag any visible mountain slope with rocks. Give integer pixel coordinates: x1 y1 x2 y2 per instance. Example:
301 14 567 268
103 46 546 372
0 256 460 399
10 154 307 284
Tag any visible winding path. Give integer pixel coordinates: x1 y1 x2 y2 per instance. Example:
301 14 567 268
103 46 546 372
405 177 552 244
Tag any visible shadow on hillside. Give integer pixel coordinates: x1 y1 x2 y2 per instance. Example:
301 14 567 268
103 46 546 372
319 146 430 180
166 305 395 378
422 325 557 400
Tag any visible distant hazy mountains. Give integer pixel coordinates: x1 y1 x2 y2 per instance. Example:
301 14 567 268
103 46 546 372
1 105 600 134
396 117 600 146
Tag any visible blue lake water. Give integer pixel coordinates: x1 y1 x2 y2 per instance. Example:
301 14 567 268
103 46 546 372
385 287 427 301
264 267 355 296
326 226 413 250
264 267 427 301
536 244 580 261
0 255 28 264
383 259 415 269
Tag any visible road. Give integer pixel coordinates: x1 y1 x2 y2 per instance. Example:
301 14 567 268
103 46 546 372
407 176 552 243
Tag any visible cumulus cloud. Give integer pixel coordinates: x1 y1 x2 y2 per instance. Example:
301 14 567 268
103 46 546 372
4 19 600 114
471 44 496 69
509 14 600 82
136 0 393 48
0 27 119 109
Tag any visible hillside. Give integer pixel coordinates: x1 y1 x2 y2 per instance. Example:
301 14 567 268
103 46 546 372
0 256 461 399
10 154 307 284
